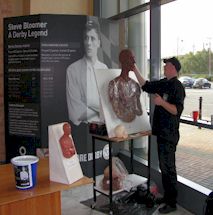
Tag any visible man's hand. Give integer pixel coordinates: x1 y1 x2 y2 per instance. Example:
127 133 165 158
154 94 164 106
154 94 177 115
132 63 146 87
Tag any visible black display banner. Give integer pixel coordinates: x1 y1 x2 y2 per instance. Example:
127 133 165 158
4 14 119 176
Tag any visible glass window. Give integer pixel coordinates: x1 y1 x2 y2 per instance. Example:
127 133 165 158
121 11 150 161
120 0 150 13
99 0 213 193
161 0 213 190
162 0 213 122
100 0 150 161
101 0 149 18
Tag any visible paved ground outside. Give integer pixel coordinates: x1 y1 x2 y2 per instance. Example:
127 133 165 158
177 123 213 190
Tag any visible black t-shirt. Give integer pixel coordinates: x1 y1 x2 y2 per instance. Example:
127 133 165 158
142 77 185 142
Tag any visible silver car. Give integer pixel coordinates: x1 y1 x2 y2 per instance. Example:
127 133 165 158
179 76 195 88
192 78 211 89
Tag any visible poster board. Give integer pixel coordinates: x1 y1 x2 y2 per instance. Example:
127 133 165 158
4 14 120 176
95 69 151 138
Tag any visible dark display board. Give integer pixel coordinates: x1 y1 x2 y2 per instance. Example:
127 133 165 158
4 14 119 176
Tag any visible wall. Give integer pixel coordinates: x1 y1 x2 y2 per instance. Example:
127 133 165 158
0 0 93 162
30 0 93 15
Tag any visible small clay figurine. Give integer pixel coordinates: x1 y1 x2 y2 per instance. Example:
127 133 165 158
108 49 143 122
59 123 75 158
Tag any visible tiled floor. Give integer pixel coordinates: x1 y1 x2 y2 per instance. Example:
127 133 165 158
61 175 194 215
61 123 213 215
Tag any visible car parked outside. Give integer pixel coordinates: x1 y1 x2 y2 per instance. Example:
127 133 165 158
192 78 211 89
179 76 195 88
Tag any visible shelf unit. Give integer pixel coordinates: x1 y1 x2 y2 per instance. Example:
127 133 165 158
91 130 151 214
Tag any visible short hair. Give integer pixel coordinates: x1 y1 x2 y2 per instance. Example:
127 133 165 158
84 20 101 40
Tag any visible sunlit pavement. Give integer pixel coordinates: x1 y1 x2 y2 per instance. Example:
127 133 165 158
177 123 213 190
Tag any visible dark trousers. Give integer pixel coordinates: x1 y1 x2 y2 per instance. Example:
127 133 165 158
157 136 178 206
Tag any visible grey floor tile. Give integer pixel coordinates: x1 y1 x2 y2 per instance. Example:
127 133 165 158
152 204 194 215
61 180 194 215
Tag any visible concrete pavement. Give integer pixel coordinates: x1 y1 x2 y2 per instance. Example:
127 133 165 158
177 123 213 190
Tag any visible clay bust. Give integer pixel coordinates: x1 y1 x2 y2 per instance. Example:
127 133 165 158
59 123 75 158
108 49 143 122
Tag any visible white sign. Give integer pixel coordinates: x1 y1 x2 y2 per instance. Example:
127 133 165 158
48 122 83 184
95 69 151 138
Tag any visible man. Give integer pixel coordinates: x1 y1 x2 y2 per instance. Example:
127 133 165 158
66 20 108 126
133 57 185 214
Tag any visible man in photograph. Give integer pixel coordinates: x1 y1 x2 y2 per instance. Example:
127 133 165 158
66 19 108 126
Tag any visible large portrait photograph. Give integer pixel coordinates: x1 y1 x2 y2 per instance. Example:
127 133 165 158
66 16 119 127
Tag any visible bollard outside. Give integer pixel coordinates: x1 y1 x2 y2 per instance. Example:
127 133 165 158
199 96 202 120
198 97 202 129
